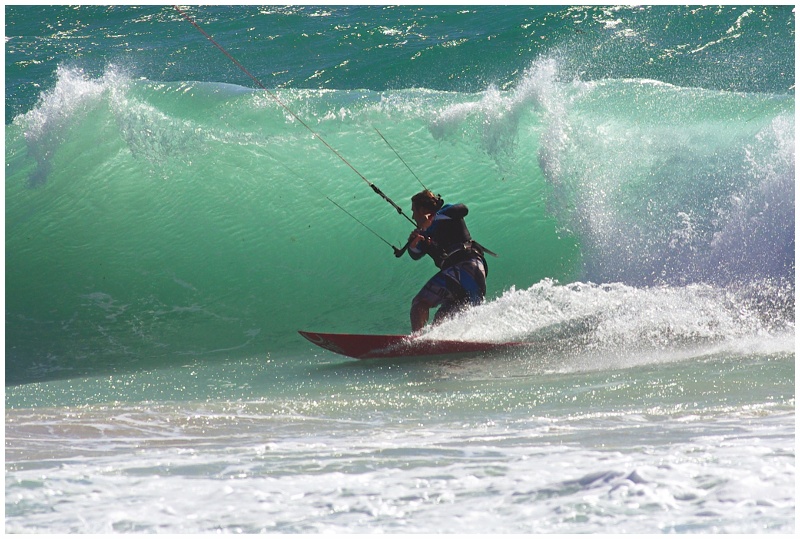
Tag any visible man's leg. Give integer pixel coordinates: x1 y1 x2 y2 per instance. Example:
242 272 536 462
410 272 450 332
410 295 434 332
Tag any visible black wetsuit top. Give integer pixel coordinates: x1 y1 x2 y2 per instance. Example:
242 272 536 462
408 203 485 270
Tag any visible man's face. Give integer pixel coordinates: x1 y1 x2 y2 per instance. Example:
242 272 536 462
411 203 432 229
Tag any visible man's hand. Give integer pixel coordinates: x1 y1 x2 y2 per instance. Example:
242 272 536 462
408 230 427 249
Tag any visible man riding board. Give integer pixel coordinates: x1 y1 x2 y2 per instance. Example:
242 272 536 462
405 190 488 332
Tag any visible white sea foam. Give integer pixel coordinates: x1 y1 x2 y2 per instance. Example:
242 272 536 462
5 395 794 533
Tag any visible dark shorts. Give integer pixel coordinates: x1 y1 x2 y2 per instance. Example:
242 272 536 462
412 257 487 323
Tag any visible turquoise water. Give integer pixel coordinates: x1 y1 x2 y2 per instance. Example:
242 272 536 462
5 5 795 533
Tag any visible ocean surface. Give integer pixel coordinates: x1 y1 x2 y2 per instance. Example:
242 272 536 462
4 5 795 533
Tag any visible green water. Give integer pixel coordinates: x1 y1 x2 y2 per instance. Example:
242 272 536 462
6 65 794 385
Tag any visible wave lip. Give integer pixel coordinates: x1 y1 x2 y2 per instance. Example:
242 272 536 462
526 62 795 287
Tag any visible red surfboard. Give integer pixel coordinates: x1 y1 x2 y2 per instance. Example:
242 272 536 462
299 330 528 360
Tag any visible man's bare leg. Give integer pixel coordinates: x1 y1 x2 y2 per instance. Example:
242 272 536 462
410 299 432 332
